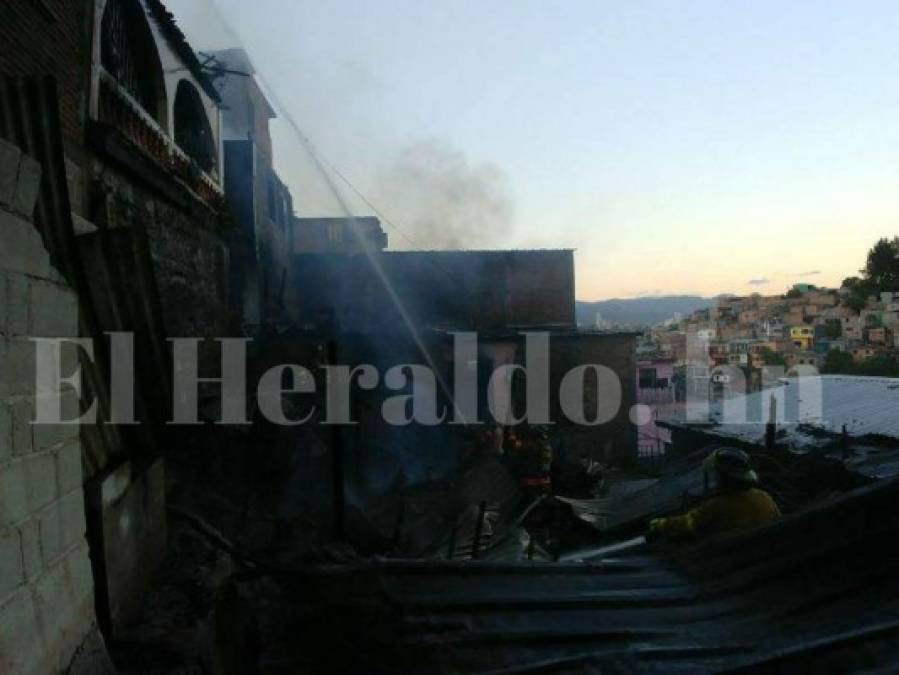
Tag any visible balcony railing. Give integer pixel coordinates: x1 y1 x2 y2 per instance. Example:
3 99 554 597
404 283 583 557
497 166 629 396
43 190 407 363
97 68 223 205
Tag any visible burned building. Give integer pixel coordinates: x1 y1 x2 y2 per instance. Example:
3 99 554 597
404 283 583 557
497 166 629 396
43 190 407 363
292 215 388 254
288 248 577 333
208 48 294 330
286 249 637 486
9 4 898 675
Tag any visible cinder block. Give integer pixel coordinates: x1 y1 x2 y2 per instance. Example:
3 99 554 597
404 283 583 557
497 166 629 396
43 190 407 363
33 542 95 672
0 139 22 208
0 584 46 675
10 397 33 457
0 458 28 527
0 401 10 464
39 490 86 565
23 451 57 513
0 209 53 279
0 528 25 599
68 541 94 598
0 274 6 336
33 389 81 452
12 154 42 219
56 442 83 496
29 280 78 337
0 335 36 397
5 273 29 336
18 518 41 582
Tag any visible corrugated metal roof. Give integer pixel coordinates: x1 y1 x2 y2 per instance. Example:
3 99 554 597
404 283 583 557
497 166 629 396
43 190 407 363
249 475 899 673
675 375 899 447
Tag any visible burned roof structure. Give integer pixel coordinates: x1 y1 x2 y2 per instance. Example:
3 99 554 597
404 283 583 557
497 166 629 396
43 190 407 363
213 473 899 673
287 249 577 335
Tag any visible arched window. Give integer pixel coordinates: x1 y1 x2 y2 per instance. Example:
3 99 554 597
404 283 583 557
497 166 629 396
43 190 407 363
100 0 167 126
174 80 216 173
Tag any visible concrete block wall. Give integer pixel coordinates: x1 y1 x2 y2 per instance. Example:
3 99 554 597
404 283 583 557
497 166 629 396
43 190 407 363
0 138 98 674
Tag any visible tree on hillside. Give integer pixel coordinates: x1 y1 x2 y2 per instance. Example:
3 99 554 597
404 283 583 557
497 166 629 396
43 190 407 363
821 349 855 374
840 238 899 306
759 347 786 366
841 275 873 311
855 355 899 377
823 320 842 339
863 237 899 293
821 349 899 377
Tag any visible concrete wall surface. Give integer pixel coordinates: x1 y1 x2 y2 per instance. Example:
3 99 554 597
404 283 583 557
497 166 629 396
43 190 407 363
0 138 103 674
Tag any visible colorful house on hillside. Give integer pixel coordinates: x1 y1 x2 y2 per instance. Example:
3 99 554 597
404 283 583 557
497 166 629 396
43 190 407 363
868 327 893 346
790 326 814 350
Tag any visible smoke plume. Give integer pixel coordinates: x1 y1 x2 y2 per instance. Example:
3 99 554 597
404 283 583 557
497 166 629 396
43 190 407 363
374 139 515 250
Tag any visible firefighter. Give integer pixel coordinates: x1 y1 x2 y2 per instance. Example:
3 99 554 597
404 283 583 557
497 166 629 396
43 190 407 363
505 426 553 498
647 447 781 542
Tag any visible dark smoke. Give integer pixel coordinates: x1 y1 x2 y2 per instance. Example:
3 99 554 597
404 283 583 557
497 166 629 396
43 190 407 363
374 139 515 250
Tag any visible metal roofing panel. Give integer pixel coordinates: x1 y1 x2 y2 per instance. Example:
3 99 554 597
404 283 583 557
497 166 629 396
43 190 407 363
258 475 899 673
678 375 899 447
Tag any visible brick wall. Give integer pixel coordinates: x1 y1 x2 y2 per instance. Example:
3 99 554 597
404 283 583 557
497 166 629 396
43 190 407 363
0 1 91 155
288 250 577 334
0 139 100 673
95 165 230 366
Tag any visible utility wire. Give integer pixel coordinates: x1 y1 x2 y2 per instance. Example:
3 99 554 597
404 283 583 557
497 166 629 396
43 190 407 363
204 1 481 297
205 0 467 418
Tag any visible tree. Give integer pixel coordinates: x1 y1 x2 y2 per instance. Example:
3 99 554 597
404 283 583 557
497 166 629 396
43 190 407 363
785 288 803 299
821 349 855 374
759 347 786 366
863 237 899 293
824 320 842 339
822 349 899 377
855 355 899 377
841 275 873 311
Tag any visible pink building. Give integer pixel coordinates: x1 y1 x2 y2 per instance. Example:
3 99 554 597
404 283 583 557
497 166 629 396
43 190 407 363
636 359 676 405
636 359 676 459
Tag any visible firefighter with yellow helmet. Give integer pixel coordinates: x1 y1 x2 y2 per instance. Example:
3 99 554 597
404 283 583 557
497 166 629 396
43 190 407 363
648 447 781 541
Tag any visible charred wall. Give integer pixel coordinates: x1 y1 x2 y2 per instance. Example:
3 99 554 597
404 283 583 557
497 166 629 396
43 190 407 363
547 332 638 464
287 249 577 334
214 49 293 328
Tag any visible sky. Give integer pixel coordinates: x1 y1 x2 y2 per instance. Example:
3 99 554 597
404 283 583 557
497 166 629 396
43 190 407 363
167 0 899 301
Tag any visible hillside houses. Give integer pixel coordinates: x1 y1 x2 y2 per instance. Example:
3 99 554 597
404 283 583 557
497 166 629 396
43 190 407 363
642 285 899 398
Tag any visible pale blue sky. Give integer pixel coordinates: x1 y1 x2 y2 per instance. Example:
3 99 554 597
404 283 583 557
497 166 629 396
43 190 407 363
168 0 899 299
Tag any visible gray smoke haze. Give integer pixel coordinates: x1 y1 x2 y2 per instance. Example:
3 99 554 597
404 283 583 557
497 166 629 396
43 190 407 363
374 139 515 250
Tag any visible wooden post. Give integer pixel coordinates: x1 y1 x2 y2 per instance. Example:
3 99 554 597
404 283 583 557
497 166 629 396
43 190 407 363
765 395 777 451
328 340 345 541
471 501 487 560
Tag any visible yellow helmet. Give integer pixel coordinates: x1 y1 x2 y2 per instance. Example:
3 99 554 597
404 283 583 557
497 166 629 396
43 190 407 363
703 447 759 485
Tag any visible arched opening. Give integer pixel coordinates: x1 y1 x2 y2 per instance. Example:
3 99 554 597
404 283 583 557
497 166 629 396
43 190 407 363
100 0 167 126
174 80 217 173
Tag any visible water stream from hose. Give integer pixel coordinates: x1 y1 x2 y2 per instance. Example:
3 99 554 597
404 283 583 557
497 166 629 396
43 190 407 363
207 0 463 420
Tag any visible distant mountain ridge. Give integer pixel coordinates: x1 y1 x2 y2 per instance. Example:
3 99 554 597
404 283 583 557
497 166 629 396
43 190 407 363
576 295 713 328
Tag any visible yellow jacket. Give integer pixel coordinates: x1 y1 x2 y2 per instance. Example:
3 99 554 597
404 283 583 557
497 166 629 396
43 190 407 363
650 488 781 541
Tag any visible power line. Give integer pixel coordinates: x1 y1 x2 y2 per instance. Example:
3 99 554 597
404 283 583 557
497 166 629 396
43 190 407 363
204 0 475 295
205 0 469 418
